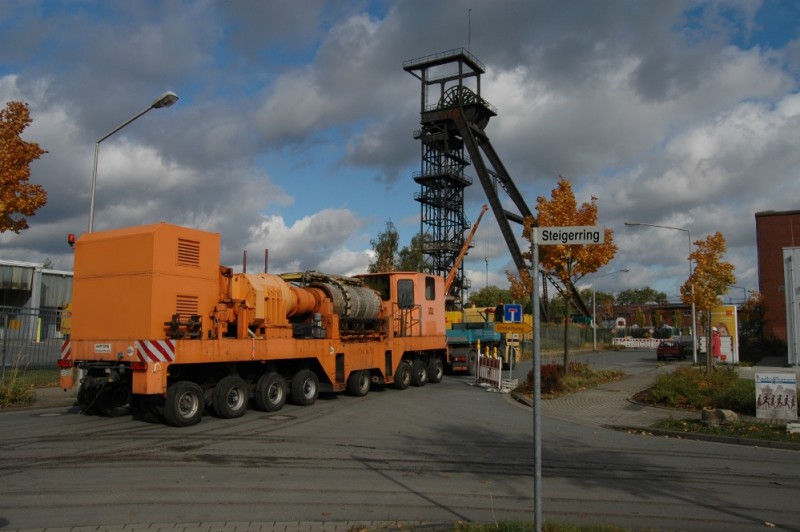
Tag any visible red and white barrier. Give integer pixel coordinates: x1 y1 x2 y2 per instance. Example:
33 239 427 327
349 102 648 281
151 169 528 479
477 353 502 389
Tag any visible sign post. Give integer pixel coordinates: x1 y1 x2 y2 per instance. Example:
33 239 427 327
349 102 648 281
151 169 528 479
530 226 604 530
531 227 542 532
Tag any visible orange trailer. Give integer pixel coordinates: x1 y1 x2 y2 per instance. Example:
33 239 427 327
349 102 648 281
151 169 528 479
58 222 447 426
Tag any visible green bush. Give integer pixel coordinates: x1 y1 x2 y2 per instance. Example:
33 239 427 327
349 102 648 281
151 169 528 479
525 362 626 396
644 366 755 414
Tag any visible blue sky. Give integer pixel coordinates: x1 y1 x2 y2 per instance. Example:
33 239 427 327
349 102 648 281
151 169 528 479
2 0 800 303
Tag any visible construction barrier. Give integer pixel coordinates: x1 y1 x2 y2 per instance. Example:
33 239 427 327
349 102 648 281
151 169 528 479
612 337 661 349
477 353 502 389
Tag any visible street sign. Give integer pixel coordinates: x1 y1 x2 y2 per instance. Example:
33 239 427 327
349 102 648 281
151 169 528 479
503 303 523 323
494 322 532 334
534 226 605 245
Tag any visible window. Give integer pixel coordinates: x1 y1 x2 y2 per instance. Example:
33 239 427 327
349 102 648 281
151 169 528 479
425 276 436 300
397 279 415 309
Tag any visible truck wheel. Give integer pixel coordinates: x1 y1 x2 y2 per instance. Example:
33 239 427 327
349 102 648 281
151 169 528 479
393 361 411 390
212 376 249 419
77 382 98 414
347 370 371 397
467 349 478 376
96 383 132 417
427 358 443 384
254 372 287 412
164 381 204 427
291 369 319 406
410 360 428 387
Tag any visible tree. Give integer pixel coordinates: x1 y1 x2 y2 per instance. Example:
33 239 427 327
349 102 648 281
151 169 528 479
368 221 399 273
396 232 429 272
508 177 617 372
0 101 47 233
672 309 683 332
739 291 765 338
369 222 430 273
616 287 668 305
680 231 736 372
468 285 515 308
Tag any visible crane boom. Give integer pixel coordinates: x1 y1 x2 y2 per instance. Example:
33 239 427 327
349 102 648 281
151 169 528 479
445 204 489 294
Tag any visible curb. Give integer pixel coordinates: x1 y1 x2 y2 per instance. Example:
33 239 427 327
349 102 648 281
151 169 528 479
607 424 800 450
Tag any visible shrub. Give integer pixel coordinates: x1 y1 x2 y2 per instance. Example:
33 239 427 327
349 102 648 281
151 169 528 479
525 362 625 396
644 366 755 414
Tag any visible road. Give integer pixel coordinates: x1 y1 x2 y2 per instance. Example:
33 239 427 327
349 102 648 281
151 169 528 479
1 350 799 531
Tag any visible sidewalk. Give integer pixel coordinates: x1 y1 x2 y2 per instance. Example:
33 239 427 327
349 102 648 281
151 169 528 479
532 355 800 450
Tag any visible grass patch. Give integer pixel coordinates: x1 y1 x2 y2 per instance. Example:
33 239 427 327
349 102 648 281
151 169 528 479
636 366 755 415
653 417 800 444
635 366 800 445
0 365 36 408
518 362 626 398
0 357 58 408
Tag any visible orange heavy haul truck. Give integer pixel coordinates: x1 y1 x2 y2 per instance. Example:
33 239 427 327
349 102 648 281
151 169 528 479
58 222 447 426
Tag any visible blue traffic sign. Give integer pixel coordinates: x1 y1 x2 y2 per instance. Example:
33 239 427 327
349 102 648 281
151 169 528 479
503 303 522 323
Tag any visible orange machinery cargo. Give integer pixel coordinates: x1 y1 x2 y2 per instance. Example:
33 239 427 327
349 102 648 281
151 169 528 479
59 222 447 426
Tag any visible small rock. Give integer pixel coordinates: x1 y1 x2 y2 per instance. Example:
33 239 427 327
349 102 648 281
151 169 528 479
701 408 739 427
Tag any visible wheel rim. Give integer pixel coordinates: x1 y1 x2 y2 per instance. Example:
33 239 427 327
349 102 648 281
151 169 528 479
359 372 369 391
302 378 316 399
268 382 284 404
227 386 246 410
178 391 200 418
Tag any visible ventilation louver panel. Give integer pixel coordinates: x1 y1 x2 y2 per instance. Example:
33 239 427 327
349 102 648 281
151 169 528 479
176 294 199 317
177 238 200 267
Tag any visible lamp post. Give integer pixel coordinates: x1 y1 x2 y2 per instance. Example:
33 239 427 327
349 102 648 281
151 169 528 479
625 221 698 364
591 269 629 350
88 91 179 233
730 285 747 305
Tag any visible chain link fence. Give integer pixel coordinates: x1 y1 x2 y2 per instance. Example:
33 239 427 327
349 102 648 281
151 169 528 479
1 306 64 383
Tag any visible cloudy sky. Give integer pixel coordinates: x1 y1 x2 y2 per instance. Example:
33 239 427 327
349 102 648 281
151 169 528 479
2 0 800 304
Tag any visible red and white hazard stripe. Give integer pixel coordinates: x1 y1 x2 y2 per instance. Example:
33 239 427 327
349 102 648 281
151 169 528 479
60 340 71 362
136 339 175 363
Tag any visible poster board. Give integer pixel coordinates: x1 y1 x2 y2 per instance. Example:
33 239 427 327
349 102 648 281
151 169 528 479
756 373 798 420
709 304 739 363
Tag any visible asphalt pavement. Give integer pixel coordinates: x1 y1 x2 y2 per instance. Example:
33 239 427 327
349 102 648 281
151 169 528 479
7 355 800 532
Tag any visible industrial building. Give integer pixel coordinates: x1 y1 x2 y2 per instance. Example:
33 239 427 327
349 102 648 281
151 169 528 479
0 259 73 341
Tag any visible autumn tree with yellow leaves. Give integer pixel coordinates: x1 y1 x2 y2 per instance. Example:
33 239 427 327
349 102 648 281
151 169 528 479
680 231 735 371
508 177 617 372
0 101 47 233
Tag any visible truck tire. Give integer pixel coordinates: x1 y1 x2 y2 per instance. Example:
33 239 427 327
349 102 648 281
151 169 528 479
254 372 287 412
164 381 204 427
212 376 249 419
96 383 132 417
347 370 371 397
427 358 444 384
393 361 411 390
410 360 428 387
291 369 319 406
77 382 98 414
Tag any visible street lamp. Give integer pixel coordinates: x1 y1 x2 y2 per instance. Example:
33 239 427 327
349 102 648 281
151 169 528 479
591 269 629 350
730 285 747 305
88 91 179 233
625 221 698 364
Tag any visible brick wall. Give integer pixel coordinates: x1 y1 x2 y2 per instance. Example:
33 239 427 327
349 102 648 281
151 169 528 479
755 210 800 341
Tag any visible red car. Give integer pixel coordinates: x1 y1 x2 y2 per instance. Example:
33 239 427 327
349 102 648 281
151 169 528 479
657 340 686 361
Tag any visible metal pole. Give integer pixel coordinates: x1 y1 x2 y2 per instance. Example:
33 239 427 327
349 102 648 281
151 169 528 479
592 287 597 351
688 232 698 366
625 222 696 364
88 92 178 233
531 229 542 532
